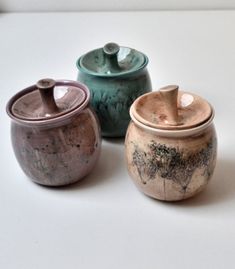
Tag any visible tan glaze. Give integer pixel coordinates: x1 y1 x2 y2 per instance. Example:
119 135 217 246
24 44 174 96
7 79 101 186
133 85 212 130
159 85 180 126
125 85 217 201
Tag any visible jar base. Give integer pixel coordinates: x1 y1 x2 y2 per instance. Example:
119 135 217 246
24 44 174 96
28 171 91 187
137 183 209 202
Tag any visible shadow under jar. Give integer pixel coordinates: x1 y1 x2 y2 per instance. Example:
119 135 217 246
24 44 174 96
6 79 101 186
125 85 217 201
76 42 152 138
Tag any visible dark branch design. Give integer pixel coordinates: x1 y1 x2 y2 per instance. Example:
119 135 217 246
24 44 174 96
132 138 216 192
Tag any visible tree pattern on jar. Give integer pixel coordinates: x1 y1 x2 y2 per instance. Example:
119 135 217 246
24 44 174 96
132 138 216 193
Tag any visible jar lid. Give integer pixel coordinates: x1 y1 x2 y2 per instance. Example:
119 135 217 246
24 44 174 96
131 85 212 130
7 79 90 122
77 42 148 77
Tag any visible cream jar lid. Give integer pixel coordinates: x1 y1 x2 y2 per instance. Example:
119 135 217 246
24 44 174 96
131 85 213 131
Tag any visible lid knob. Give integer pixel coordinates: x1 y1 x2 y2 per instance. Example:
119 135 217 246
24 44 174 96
103 42 120 56
103 42 121 72
159 85 181 126
36 78 59 116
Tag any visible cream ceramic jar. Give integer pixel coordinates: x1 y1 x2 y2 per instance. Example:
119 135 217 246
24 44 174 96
125 85 217 201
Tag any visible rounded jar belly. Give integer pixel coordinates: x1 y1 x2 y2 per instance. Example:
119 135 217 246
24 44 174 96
125 121 217 201
11 107 101 186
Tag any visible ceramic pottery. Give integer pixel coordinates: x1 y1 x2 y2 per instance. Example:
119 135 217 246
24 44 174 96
125 85 217 201
6 79 101 186
76 42 152 137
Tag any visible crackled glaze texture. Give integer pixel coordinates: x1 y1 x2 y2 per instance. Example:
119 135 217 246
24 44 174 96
125 122 217 201
11 107 101 186
78 69 151 137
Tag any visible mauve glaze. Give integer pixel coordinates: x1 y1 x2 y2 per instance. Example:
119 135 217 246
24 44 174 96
7 79 101 186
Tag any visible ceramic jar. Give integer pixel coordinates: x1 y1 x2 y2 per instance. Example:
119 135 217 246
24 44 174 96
6 79 101 186
125 85 217 201
77 42 152 137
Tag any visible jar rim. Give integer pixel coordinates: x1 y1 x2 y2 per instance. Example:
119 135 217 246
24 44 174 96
130 106 215 137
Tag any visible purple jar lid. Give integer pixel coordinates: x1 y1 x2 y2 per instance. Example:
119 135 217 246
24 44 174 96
6 79 90 126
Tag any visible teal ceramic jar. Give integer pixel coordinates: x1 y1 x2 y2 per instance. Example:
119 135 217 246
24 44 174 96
76 43 152 137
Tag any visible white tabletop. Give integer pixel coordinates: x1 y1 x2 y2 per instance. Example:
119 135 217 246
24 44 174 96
1 11 235 269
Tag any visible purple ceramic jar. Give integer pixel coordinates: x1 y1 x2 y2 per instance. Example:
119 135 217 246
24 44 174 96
6 79 101 186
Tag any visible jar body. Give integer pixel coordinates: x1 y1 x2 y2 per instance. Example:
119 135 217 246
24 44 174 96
125 121 217 201
77 69 152 137
11 107 101 186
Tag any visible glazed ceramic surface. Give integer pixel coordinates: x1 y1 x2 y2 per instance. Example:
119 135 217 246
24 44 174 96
125 86 217 201
77 42 152 137
6 79 101 186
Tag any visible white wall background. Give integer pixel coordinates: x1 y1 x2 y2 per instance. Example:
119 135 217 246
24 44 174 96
1 0 235 12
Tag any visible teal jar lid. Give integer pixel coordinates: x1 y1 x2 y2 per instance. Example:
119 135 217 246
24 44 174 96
76 42 149 77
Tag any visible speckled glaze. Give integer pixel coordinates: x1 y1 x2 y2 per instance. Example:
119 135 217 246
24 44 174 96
77 43 152 137
7 80 101 186
77 70 151 137
125 86 217 201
